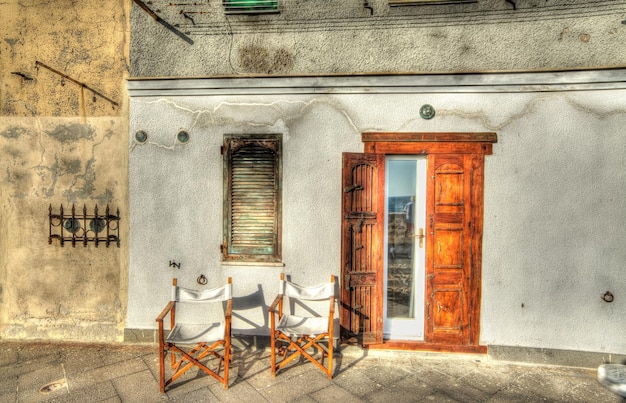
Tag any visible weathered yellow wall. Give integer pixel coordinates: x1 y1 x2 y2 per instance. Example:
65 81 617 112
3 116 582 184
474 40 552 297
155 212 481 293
0 0 130 341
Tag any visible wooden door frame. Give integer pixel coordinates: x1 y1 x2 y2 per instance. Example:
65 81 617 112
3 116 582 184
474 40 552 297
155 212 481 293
359 132 496 353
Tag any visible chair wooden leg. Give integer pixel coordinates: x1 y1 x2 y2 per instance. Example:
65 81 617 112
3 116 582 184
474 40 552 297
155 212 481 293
159 345 166 393
271 331 277 377
327 337 333 379
223 344 230 389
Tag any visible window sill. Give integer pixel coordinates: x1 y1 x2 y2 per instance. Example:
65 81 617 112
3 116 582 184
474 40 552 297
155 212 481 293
221 260 285 267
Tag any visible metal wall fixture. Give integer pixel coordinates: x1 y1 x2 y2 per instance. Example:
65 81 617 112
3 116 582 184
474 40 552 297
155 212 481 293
48 204 121 247
420 104 435 120
197 274 208 285
602 291 614 303
135 130 148 143
177 130 189 144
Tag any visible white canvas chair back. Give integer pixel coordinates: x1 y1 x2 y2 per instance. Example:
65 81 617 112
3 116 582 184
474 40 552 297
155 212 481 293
281 279 334 301
168 281 232 342
173 282 232 303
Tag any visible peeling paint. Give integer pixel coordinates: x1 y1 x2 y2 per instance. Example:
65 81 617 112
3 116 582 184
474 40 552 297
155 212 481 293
45 124 95 143
239 45 294 74
62 158 97 201
59 158 82 175
0 126 26 139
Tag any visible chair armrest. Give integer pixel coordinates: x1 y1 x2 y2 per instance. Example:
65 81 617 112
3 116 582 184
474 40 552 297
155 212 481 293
268 294 283 313
156 301 176 322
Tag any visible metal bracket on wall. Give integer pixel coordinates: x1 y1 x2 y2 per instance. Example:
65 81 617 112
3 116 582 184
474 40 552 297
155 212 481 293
132 0 194 44
48 204 121 247
35 61 119 109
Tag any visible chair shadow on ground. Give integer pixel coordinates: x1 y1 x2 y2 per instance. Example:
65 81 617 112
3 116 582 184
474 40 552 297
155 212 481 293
229 285 270 385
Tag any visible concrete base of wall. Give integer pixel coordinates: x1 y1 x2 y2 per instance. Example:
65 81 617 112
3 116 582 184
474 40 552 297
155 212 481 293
2 324 122 343
124 328 625 369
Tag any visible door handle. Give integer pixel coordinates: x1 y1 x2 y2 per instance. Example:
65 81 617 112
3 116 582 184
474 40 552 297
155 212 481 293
344 274 350 291
413 228 425 248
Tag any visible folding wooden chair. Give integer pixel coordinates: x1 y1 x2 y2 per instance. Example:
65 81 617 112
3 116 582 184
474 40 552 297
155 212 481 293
598 363 626 398
269 274 335 379
156 278 232 393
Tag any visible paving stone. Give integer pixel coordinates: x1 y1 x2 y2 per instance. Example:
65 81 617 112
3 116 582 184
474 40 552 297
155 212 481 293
17 365 68 403
0 351 61 378
208 379 269 402
308 384 363 403
168 386 220 402
0 391 17 403
67 357 150 390
49 380 118 403
0 374 17 395
257 369 332 403
61 345 154 376
488 370 616 403
113 369 165 401
0 346 19 367
367 379 442 403
332 367 385 397
357 364 413 386
161 366 222 397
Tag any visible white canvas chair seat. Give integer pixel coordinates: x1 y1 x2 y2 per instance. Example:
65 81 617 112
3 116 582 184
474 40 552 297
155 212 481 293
156 278 232 393
166 322 226 344
276 314 329 337
598 364 626 397
269 274 336 379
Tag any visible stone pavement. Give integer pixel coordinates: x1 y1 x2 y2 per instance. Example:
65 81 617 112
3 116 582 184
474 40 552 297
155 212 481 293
0 339 620 402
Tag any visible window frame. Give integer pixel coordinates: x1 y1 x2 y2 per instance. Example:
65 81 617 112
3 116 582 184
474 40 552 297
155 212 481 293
223 0 280 15
222 133 282 263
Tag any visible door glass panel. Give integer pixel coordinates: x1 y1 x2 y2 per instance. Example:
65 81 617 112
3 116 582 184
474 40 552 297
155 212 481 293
384 156 426 340
386 160 416 318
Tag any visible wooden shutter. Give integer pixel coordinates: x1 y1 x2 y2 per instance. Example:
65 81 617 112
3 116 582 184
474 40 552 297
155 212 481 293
340 152 384 345
223 135 281 262
425 153 473 344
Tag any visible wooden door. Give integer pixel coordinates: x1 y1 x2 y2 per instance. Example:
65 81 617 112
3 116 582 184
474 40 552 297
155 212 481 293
425 153 474 344
340 152 385 345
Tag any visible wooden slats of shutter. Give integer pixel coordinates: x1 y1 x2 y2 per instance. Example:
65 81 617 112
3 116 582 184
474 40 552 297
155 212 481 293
224 136 281 262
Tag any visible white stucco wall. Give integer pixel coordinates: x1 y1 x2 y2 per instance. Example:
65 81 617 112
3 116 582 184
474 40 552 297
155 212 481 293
128 71 626 354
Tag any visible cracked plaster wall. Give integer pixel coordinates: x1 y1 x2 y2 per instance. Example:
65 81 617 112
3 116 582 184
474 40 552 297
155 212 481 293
128 86 626 354
130 0 626 77
0 0 130 341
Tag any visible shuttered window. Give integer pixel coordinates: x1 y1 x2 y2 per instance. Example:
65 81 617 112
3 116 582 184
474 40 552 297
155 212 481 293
223 0 279 14
223 134 282 263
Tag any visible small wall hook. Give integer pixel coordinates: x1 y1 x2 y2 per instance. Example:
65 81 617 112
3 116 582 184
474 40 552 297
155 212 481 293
169 260 181 269
197 274 207 285
602 291 614 303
